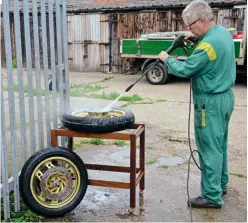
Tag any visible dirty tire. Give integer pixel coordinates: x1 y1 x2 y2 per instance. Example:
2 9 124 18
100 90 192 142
62 107 135 133
146 62 171 85
19 147 88 217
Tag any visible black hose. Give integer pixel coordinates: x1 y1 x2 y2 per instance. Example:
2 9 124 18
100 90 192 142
187 80 205 222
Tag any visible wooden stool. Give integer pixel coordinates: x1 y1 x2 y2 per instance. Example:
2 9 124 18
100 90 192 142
50 123 145 209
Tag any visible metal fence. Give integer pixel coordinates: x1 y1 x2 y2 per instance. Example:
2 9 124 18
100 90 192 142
0 0 70 220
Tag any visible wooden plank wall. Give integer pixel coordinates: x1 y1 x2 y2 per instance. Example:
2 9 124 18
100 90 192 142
67 14 108 72
1 14 57 68
114 11 187 73
2 7 245 73
113 8 245 73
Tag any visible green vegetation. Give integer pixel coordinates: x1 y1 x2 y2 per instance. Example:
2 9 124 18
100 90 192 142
121 98 166 108
1 192 42 222
73 138 105 148
146 146 152 150
120 94 142 102
230 173 247 178
159 165 169 169
100 76 114 82
88 92 143 102
2 84 29 93
2 83 57 97
73 138 130 149
90 138 104 145
70 83 106 97
171 151 178 157
2 82 167 108
114 140 127 147
156 99 167 103
146 159 157 165
73 139 84 149
12 59 17 68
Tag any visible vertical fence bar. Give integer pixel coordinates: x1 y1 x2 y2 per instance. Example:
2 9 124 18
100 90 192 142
32 0 44 150
56 0 65 146
56 0 63 117
23 0 36 154
1 2 10 219
13 0 28 164
41 0 51 146
49 0 58 129
2 0 20 211
1 80 10 220
62 0 70 113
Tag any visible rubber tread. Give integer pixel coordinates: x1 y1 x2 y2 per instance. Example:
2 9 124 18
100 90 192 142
19 147 88 217
62 107 135 133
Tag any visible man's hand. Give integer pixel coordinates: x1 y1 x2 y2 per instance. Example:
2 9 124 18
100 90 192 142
158 51 169 62
184 32 197 42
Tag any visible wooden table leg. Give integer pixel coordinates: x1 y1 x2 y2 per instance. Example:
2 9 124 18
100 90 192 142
67 137 73 151
140 128 145 191
130 135 136 209
51 130 58 147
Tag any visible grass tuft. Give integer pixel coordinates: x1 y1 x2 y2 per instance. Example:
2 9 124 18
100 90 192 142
114 140 127 147
146 159 157 165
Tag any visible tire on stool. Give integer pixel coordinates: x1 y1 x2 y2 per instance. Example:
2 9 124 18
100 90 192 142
62 107 135 133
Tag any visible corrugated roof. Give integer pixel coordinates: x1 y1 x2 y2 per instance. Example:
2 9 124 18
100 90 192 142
4 0 247 14
67 0 247 12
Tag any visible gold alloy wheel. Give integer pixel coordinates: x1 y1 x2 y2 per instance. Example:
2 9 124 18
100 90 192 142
30 156 81 209
62 107 135 133
72 110 125 118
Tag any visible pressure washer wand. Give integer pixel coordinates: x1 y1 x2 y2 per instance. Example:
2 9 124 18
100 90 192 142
125 34 186 92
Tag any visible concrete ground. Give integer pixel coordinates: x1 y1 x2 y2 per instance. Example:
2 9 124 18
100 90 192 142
42 72 247 222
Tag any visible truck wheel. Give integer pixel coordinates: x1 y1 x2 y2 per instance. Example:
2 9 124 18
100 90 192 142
145 62 171 84
141 59 156 73
62 107 135 133
19 147 88 217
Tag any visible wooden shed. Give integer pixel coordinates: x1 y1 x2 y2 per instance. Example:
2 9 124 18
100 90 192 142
66 0 247 73
1 0 247 73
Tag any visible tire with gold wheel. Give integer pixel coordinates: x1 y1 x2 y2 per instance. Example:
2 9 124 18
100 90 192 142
62 107 135 133
19 146 88 217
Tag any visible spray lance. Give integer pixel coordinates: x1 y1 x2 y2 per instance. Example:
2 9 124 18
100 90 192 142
124 34 190 92
102 34 196 112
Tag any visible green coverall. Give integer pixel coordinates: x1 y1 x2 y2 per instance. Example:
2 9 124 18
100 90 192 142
165 25 236 205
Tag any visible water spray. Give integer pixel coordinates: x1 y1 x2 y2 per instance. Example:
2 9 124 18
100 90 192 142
101 34 188 112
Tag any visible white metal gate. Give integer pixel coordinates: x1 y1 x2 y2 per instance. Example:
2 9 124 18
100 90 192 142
0 0 70 220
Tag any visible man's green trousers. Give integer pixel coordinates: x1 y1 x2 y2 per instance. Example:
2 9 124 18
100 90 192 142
194 89 234 205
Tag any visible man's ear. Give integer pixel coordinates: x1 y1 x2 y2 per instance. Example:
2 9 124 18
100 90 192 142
199 17 205 23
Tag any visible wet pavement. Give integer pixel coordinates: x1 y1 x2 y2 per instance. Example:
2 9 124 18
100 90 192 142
43 143 246 222
11 71 245 222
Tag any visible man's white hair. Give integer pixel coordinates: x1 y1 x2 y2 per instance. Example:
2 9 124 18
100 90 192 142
182 0 214 25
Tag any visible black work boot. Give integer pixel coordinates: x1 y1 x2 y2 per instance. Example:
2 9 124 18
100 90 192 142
187 196 221 208
222 188 228 194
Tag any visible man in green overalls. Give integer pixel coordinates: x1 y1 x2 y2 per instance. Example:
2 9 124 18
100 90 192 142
159 0 235 208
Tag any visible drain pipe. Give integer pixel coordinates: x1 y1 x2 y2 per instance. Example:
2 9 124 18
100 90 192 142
108 14 118 73
108 14 113 73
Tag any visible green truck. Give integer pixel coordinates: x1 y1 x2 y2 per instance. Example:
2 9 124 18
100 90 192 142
120 31 247 84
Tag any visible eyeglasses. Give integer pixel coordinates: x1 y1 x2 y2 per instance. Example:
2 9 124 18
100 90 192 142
187 18 200 28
